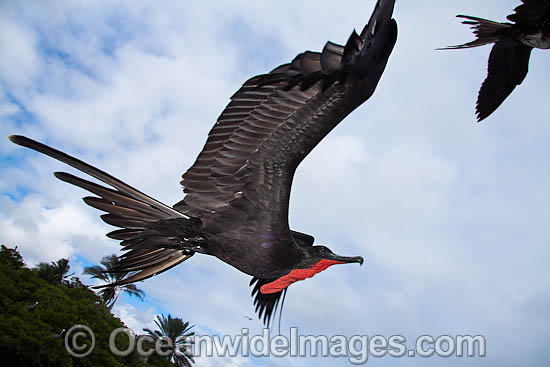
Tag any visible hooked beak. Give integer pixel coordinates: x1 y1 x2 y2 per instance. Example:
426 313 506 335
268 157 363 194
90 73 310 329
330 254 364 266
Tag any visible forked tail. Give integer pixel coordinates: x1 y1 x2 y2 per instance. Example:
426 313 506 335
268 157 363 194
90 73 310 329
8 135 198 286
439 15 511 50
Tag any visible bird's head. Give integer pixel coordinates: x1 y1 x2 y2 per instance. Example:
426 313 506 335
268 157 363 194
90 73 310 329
260 245 363 294
301 245 364 267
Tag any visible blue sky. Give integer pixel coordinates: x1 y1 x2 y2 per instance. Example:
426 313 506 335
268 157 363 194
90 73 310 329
1 0 549 366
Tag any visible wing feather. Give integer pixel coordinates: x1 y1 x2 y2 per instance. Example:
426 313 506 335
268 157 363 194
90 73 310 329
175 0 397 240
476 41 532 121
250 277 287 327
507 0 550 28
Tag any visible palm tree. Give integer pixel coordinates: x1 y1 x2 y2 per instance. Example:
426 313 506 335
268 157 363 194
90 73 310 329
144 314 195 367
83 254 144 309
34 258 73 284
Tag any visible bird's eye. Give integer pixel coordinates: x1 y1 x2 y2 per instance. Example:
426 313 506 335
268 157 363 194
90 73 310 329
320 247 328 253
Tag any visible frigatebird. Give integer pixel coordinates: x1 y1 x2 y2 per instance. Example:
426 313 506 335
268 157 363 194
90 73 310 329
9 0 397 325
441 0 550 121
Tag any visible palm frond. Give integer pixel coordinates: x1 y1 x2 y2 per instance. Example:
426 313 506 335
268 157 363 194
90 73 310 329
144 314 195 366
83 254 145 307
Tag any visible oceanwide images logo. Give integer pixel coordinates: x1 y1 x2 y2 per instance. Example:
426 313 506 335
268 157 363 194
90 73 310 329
64 325 486 364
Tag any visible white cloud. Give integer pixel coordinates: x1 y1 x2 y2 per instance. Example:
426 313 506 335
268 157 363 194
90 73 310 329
112 301 158 334
1 1 549 366
0 193 113 265
0 101 20 117
0 18 41 88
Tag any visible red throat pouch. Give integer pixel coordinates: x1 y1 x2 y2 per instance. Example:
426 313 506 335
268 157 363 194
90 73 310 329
260 259 344 294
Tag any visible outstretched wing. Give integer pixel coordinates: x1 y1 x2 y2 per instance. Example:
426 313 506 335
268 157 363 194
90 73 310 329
174 0 397 240
476 41 532 121
507 0 550 29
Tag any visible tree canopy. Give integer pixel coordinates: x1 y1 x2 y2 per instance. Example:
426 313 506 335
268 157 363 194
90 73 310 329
0 245 171 367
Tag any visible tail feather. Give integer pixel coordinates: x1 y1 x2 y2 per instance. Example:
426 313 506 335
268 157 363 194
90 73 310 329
116 250 189 272
83 197 152 220
8 135 197 287
55 171 165 217
121 248 166 262
100 214 157 230
439 15 511 50
107 229 144 240
105 252 192 287
9 135 183 217
119 237 182 252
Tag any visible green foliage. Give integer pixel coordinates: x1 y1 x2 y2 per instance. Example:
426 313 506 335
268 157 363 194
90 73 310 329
144 314 195 367
33 258 73 285
83 255 145 310
0 245 171 367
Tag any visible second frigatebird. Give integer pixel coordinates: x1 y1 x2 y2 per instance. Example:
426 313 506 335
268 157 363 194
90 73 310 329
441 0 550 121
9 0 397 325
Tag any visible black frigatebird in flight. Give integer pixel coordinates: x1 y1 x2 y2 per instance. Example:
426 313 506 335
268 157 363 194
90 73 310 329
440 0 550 121
9 0 397 325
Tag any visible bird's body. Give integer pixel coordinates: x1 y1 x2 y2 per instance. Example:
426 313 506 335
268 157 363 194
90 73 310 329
441 0 550 121
9 0 397 324
521 31 550 48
